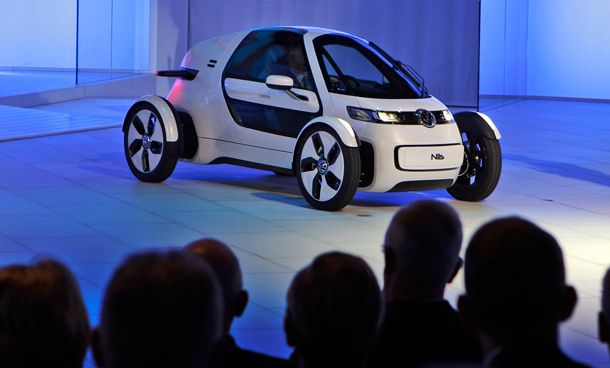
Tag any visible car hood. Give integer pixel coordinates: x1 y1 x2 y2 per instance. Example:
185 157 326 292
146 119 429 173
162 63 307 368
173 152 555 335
354 96 448 112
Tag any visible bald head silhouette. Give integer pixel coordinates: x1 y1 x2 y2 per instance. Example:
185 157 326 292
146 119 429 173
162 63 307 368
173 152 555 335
184 238 248 333
459 217 577 356
383 199 463 301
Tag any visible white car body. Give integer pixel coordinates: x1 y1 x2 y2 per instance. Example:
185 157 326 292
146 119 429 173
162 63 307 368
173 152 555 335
124 26 502 210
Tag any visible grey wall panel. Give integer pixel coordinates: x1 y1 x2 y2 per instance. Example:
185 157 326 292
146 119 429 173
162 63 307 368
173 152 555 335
188 0 479 107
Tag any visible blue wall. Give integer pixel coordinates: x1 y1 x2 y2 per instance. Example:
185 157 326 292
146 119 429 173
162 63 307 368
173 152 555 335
0 0 149 71
0 0 77 68
480 0 610 100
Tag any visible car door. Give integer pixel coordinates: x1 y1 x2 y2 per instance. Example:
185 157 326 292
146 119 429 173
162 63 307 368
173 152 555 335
221 29 322 152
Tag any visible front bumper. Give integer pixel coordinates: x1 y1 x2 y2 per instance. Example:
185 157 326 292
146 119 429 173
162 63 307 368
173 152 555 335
357 122 463 193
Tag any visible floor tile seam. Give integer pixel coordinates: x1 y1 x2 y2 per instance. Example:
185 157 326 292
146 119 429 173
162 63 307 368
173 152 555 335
246 302 286 317
538 221 610 237
546 203 610 216
148 212 289 235
242 271 296 275
489 201 604 214
106 193 238 211
134 195 242 213
561 325 602 341
331 243 383 258
219 238 303 262
0 211 152 240
3 231 133 242
568 228 610 242
502 167 608 182
219 244 298 272
0 186 173 228
572 292 601 299
2 184 124 209
264 219 356 248
563 252 610 266
497 198 610 217
0 250 37 254
86 223 201 251
0 236 75 255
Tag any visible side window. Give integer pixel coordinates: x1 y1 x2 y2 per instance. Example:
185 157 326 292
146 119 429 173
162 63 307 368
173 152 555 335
224 30 315 91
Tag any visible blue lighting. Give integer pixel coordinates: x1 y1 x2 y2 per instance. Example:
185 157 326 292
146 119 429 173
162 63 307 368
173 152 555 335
481 0 610 100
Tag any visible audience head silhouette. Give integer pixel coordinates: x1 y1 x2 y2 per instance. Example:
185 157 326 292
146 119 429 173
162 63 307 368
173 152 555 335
0 258 90 368
459 217 577 354
383 199 463 301
93 249 223 368
598 268 610 354
285 251 382 368
184 238 248 333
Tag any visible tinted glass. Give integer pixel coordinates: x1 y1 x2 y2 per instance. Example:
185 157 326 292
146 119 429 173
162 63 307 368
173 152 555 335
322 53 348 92
315 34 421 99
224 30 315 91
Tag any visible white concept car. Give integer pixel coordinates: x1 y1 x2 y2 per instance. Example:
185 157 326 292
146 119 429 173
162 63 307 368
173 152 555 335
123 26 502 211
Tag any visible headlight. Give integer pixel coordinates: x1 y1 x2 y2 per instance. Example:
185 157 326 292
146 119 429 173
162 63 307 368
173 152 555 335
441 110 455 122
376 111 402 123
347 106 400 123
347 106 376 122
346 106 454 125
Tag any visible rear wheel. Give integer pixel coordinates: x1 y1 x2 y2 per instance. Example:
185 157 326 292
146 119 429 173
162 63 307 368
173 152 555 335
124 101 178 182
295 125 360 211
447 131 501 201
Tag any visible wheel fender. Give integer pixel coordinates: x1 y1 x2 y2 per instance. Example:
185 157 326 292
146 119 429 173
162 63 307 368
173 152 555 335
297 116 360 148
123 95 181 143
454 111 501 140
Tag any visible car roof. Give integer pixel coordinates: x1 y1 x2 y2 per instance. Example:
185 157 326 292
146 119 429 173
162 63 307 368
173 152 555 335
255 26 358 38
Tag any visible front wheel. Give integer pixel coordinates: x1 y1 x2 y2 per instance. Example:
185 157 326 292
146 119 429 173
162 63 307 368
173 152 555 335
447 132 501 202
124 101 178 182
295 125 360 211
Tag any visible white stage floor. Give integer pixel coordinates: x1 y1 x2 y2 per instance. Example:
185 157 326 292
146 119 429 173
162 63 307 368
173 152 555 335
1 98 609 366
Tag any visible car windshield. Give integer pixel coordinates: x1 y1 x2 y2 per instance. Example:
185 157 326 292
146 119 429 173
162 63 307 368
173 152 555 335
314 34 424 99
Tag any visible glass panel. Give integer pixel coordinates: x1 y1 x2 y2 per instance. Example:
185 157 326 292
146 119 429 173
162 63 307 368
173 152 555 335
77 0 112 84
0 0 77 97
316 35 420 99
77 0 150 85
479 0 528 110
111 0 150 78
323 44 387 93
224 30 314 90
322 54 348 93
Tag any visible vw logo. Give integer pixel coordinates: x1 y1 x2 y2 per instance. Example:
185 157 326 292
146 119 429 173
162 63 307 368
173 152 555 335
142 134 152 149
415 109 436 128
317 158 329 175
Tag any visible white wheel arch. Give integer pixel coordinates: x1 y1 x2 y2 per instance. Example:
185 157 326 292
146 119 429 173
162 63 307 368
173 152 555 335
131 95 181 142
297 116 359 149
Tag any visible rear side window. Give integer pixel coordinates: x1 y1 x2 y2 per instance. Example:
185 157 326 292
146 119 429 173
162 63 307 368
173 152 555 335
224 29 315 91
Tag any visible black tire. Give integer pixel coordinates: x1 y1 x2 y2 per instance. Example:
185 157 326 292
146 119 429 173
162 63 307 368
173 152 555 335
295 125 360 211
124 101 178 183
447 131 502 202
